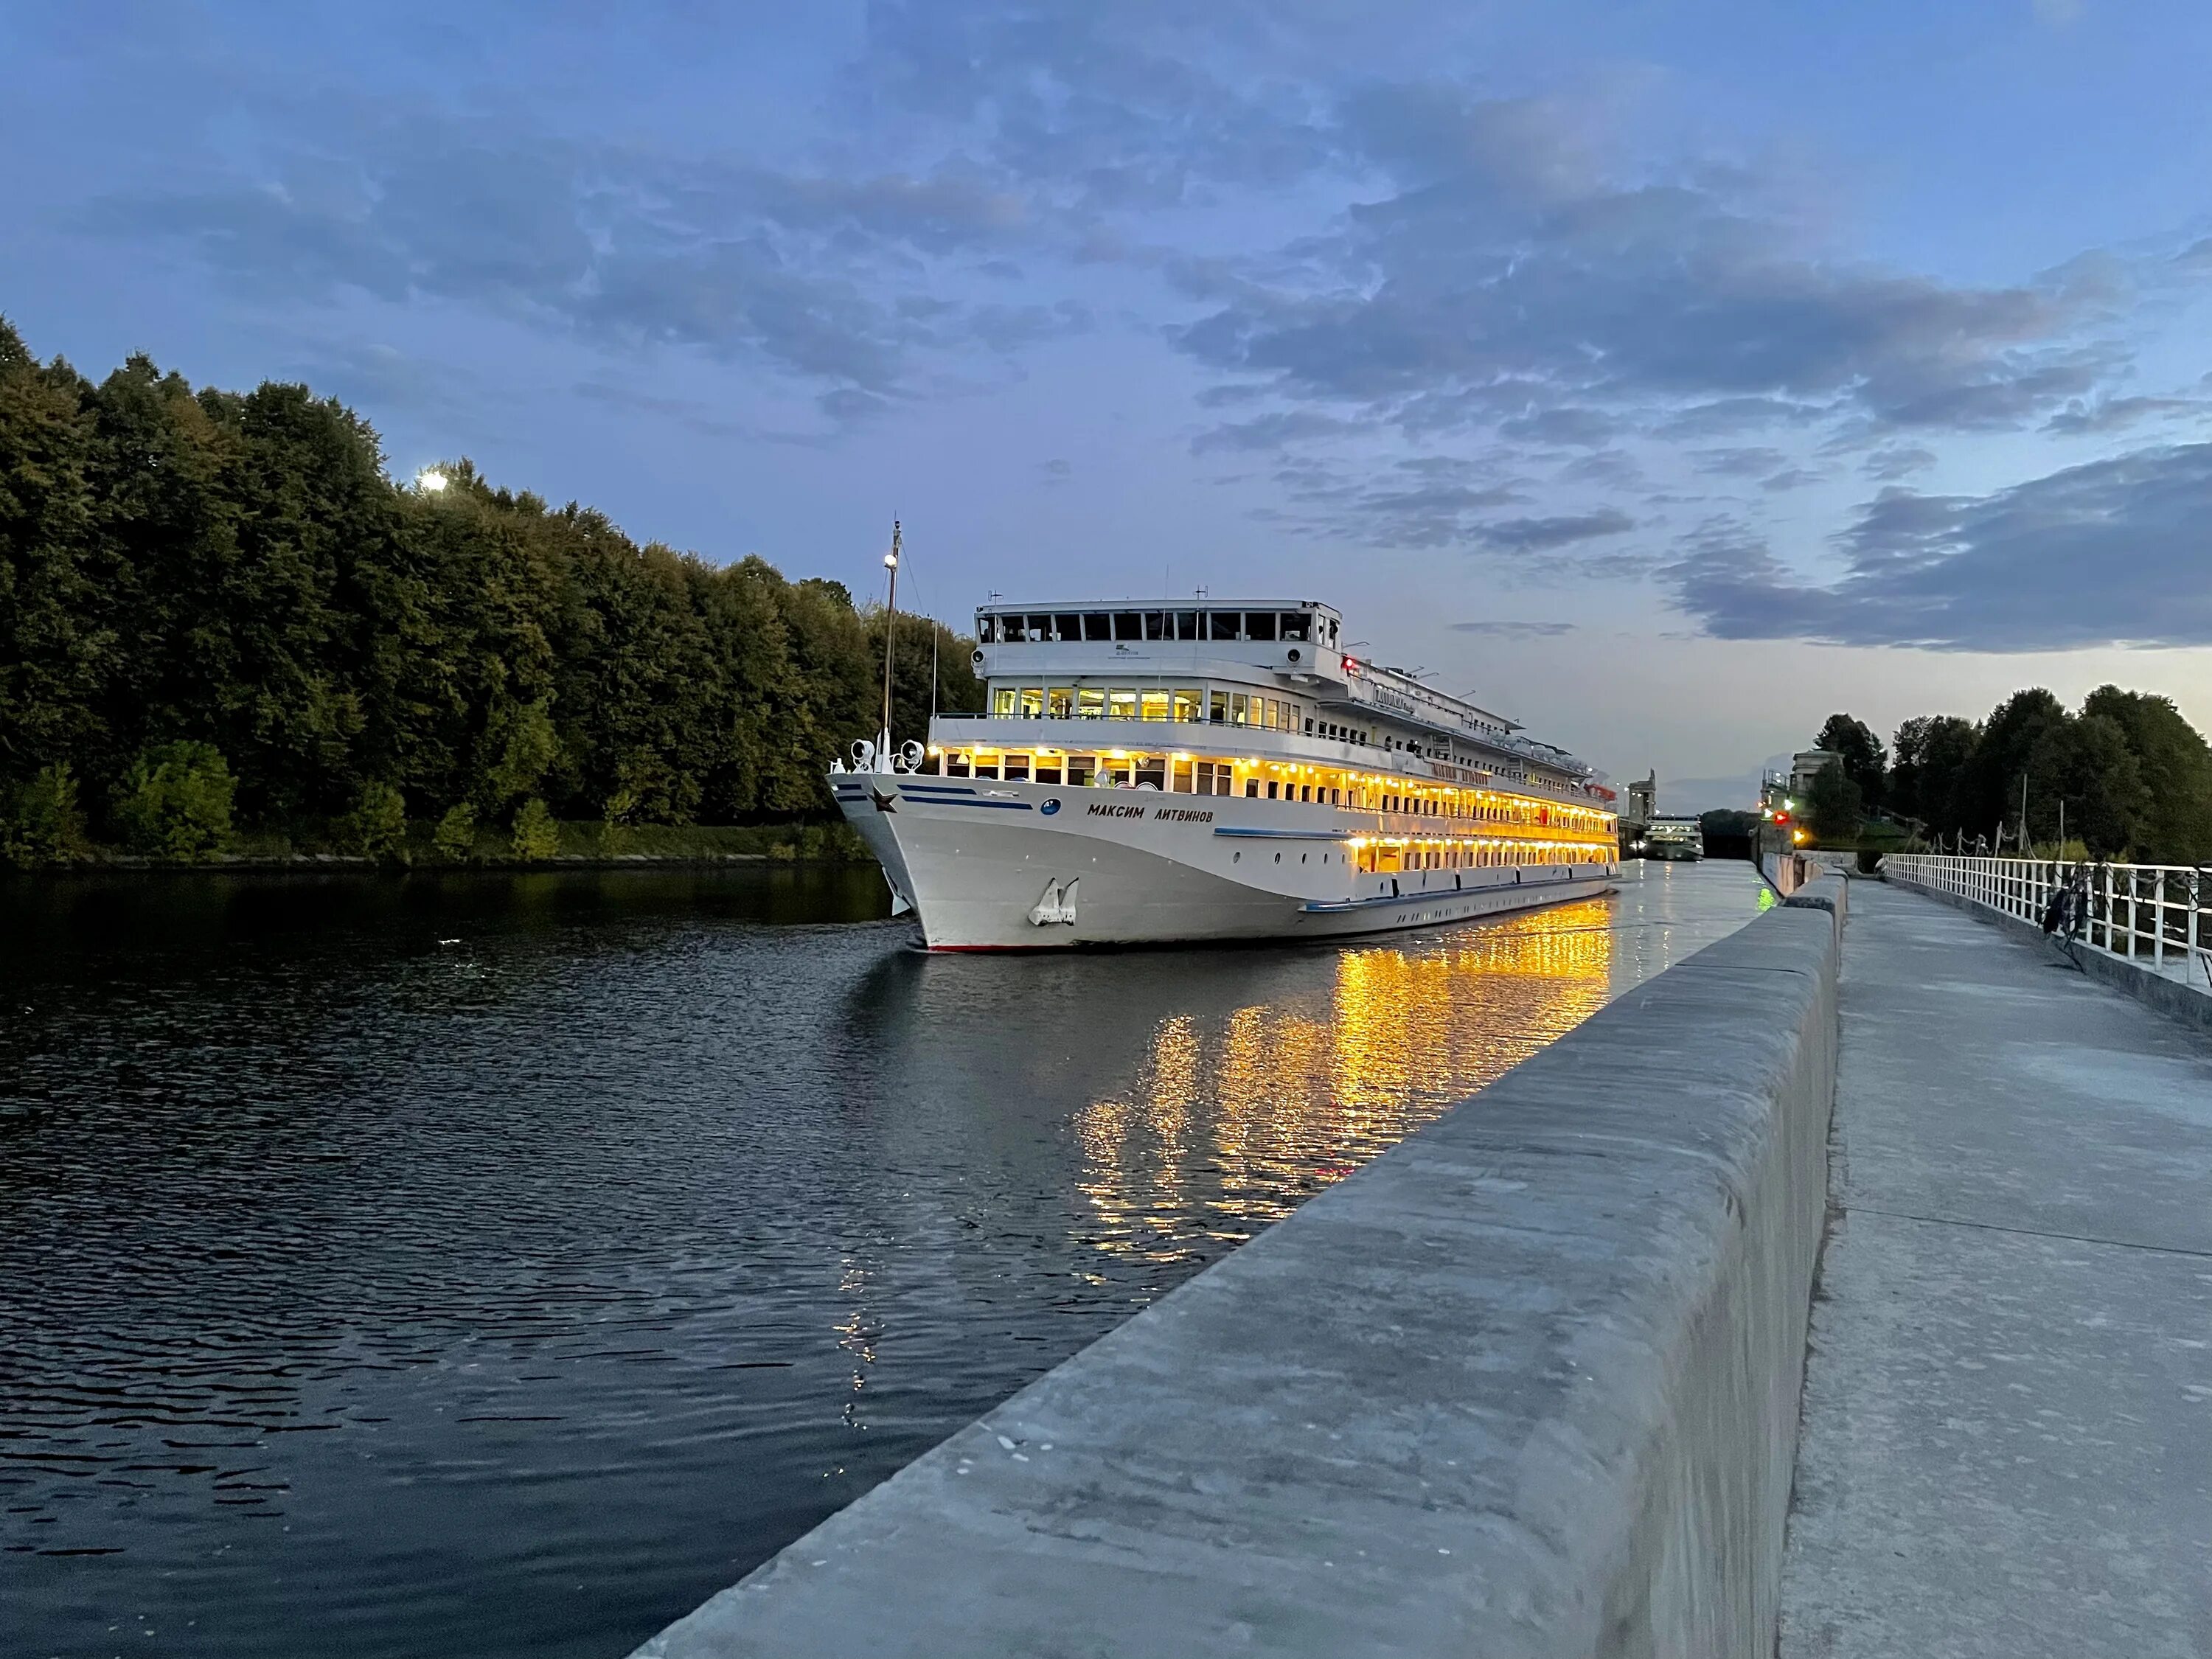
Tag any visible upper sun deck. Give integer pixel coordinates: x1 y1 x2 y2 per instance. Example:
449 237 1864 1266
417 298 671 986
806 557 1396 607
970 598 1591 786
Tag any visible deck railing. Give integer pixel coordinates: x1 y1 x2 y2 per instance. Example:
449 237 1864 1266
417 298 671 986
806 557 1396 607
1884 855 2212 987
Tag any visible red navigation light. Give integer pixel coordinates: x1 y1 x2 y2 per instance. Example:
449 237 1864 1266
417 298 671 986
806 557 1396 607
1773 810 1790 827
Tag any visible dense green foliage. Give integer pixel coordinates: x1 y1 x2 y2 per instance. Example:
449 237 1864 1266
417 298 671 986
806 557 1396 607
1804 759 1865 842
1813 712 1886 809
0 319 978 863
1836 688 2212 860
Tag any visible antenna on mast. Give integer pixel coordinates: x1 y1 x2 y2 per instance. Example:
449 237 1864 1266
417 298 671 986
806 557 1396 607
877 521 900 770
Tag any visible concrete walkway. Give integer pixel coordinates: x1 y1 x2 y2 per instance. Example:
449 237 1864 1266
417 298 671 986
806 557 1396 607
1781 880 2212 1658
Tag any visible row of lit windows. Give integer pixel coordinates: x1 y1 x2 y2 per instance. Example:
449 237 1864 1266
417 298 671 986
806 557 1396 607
937 748 1611 838
988 684 1346 738
982 683 1520 771
1352 841 1601 874
980 609 1336 646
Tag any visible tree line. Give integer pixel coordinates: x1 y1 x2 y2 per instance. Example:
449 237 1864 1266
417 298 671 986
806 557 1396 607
1798 693 2212 861
0 319 978 863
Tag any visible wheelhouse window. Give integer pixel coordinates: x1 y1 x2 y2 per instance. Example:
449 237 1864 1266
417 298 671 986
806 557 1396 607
1245 611 1278 641
1208 611 1241 641
1175 611 1200 639
1280 612 1311 641
1113 611 1143 641
1082 612 1112 641
1054 613 1081 641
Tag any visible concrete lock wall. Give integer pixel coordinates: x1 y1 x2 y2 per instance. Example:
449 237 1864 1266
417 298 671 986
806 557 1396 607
636 881 1846 1659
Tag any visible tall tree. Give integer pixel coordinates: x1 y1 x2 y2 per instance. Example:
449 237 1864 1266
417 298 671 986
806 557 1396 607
0 321 985 855
1806 762 1865 842
2025 713 2145 856
0 319 107 787
2081 685 2212 863
1814 712 1886 809
1958 688 2067 844
1889 714 1978 836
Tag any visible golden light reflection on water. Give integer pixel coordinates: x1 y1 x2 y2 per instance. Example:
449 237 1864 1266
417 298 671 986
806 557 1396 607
1074 899 1616 1264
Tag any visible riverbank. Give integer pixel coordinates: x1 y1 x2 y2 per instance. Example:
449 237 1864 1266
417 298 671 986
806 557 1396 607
1 818 874 872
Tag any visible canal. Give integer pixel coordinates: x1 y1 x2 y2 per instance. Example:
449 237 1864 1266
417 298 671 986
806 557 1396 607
1 860 1767 1659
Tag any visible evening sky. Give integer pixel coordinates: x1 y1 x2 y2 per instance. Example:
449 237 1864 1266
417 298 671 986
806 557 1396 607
7 1 2210 806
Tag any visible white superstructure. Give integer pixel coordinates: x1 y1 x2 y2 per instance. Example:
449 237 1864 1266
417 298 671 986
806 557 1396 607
832 598 1619 949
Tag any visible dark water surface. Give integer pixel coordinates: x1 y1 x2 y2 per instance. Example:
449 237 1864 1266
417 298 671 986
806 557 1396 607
2 861 1767 1658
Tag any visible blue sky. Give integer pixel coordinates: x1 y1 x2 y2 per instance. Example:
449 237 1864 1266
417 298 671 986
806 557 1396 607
8 0 2211 807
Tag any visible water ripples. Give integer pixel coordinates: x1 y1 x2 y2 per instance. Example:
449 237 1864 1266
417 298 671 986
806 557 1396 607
1 861 1763 1658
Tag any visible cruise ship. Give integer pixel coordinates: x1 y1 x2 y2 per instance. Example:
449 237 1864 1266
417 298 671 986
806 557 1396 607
1644 815 1705 862
831 598 1619 948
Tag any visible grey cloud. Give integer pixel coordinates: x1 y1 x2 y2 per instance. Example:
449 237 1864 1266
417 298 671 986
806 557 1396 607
1760 467 1823 492
574 379 750 438
1191 410 1360 453
2042 394 2205 435
279 339 483 423
1691 447 1788 477
1655 396 1829 437
84 111 1079 398
1174 85 2129 439
855 1 1337 212
1669 440 2212 649
1498 405 1618 446
1863 445 1937 479
1448 619 1577 637
1476 509 1635 552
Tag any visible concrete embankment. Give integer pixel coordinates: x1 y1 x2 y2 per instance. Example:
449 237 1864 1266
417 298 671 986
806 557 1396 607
1884 865 2212 1037
634 881 1846 1659
1780 877 2212 1656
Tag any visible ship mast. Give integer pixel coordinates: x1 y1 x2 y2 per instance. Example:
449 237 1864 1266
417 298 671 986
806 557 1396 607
877 521 900 771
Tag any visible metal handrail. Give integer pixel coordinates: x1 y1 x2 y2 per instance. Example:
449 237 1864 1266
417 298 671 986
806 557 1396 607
1884 854 2212 989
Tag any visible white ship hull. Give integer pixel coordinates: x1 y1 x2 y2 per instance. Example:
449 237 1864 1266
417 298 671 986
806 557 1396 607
832 773 1615 950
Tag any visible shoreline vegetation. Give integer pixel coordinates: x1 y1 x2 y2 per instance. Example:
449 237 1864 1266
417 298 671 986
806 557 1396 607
0 318 971 873
4 818 873 873
1699 701 2212 863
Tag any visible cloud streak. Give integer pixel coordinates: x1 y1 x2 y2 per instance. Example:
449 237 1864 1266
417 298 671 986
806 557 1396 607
1669 440 2212 650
